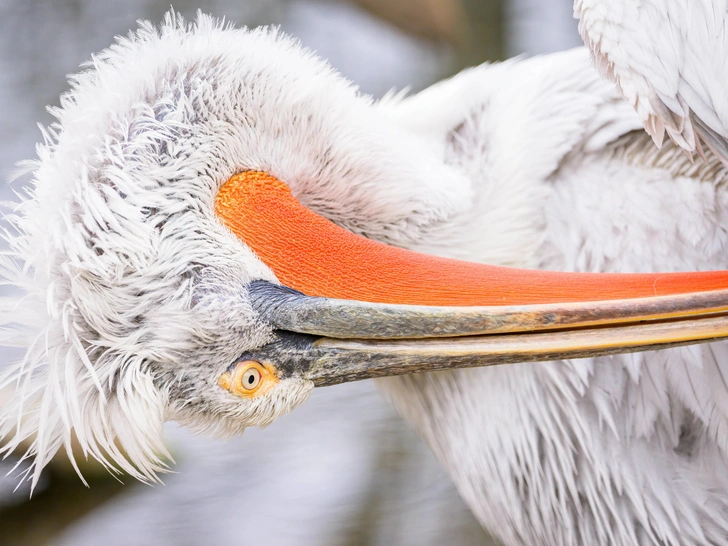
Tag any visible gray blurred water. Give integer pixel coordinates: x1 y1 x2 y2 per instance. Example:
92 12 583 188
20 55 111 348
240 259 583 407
0 1 580 544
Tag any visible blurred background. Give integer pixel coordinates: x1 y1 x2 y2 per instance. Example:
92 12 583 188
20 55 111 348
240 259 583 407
0 0 580 544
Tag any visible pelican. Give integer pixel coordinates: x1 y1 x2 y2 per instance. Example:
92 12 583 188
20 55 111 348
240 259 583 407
2 10 728 546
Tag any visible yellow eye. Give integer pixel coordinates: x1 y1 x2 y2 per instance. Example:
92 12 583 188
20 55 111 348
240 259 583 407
241 366 262 391
218 360 278 398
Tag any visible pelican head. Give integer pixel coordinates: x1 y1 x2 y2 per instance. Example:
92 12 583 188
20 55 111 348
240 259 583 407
0 12 473 484
2 12 727 487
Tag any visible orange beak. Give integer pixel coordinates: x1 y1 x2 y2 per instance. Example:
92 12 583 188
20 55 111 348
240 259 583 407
215 172 728 385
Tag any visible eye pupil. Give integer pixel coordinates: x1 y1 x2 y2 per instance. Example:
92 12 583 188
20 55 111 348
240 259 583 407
240 365 262 391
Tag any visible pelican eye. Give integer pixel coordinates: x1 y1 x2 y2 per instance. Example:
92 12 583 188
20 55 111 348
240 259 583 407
241 366 261 390
218 360 279 399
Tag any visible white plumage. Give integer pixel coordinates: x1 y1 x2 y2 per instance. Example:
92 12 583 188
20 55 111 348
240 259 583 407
382 47 728 545
575 0 728 162
1 10 727 546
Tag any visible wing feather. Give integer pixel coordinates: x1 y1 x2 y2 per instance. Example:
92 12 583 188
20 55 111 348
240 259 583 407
575 0 728 165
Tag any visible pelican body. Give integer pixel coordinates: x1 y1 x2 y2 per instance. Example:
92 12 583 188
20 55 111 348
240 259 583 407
1 12 728 546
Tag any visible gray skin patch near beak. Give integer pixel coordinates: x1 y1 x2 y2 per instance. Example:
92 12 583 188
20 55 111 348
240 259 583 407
245 281 728 387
